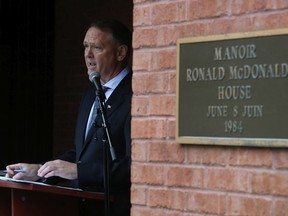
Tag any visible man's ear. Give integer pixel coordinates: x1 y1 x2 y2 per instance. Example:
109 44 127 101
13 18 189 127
117 45 128 61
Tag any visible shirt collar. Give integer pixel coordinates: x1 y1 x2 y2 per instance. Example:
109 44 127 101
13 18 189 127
103 66 130 90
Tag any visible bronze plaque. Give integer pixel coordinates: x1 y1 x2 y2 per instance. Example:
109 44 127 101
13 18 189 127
176 29 288 147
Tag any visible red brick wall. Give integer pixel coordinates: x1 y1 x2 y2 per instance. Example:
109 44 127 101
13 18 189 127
131 0 288 215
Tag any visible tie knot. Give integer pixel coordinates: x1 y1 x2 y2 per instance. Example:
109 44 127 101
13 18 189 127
102 86 109 93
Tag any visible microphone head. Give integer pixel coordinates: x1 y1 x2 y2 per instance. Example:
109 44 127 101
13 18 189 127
88 72 100 82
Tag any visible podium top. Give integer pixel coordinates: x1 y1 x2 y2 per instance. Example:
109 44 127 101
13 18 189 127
0 177 105 200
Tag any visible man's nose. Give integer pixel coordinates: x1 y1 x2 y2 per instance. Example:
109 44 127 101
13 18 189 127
85 48 94 57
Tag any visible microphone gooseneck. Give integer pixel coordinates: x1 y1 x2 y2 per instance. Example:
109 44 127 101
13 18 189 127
88 71 116 216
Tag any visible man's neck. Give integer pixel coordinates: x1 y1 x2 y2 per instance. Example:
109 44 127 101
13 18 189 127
101 64 128 84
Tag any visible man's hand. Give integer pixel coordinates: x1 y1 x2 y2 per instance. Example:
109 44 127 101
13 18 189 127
38 159 77 180
5 163 42 181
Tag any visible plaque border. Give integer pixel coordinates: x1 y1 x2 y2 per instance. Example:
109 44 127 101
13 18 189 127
176 28 288 147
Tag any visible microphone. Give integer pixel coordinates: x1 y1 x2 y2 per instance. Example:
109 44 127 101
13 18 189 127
89 72 105 99
89 72 117 161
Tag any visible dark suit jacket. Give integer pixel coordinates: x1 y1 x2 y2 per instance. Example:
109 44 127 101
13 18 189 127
53 70 132 215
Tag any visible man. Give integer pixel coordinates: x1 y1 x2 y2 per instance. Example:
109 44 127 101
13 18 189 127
6 19 132 216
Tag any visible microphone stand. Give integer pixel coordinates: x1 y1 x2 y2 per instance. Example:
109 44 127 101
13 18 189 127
94 87 117 216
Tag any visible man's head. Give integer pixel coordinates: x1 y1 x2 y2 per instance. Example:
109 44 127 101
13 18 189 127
83 20 132 83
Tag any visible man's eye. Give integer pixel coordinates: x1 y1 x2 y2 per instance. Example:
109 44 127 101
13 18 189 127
94 46 102 51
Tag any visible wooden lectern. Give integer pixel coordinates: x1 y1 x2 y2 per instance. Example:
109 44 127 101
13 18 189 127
0 179 105 216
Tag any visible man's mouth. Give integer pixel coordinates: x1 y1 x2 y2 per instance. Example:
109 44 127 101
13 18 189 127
88 62 96 66
87 62 96 70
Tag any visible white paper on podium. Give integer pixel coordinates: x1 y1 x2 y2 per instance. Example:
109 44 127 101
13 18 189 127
0 176 82 191
0 176 48 186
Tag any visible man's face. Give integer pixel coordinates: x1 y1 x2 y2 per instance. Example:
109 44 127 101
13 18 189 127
83 27 119 79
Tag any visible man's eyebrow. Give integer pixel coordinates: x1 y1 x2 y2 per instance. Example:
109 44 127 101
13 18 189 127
83 42 100 46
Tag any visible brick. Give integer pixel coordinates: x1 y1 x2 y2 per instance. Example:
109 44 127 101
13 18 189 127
186 191 226 215
230 0 272 15
132 96 149 116
132 72 170 95
150 48 176 70
134 24 192 49
260 11 288 29
149 141 185 163
131 206 158 216
136 28 159 48
187 146 227 165
187 0 228 20
150 95 175 116
131 118 149 139
131 163 165 185
182 22 211 37
227 195 272 216
145 72 170 93
131 185 147 205
278 0 288 8
149 188 185 210
168 72 176 93
133 5 151 27
229 147 273 167
132 73 149 95
167 119 176 139
131 118 168 139
151 2 186 25
132 28 141 49
232 11 288 32
274 198 288 216
152 26 170 47
166 166 204 188
273 149 288 169
207 168 249 192
164 22 203 43
132 50 150 71
131 206 193 216
132 140 148 162
251 171 288 196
